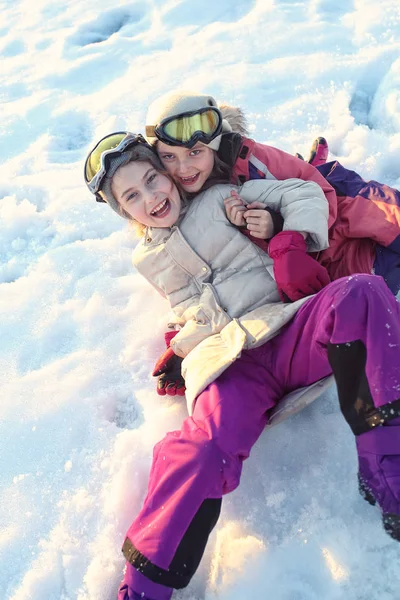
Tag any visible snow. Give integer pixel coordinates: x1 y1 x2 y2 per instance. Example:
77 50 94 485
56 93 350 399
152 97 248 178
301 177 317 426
1 0 400 598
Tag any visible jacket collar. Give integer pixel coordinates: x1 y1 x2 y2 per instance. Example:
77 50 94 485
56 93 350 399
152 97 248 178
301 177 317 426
143 226 172 246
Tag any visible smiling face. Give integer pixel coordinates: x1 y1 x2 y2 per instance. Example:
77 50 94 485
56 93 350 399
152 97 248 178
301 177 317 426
156 141 215 193
111 160 182 228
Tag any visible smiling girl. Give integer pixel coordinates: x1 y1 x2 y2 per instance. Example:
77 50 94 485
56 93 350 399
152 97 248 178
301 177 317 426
146 90 400 296
84 132 400 600
111 159 182 227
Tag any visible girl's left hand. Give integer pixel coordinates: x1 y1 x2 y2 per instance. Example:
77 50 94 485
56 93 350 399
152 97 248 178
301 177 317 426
243 202 274 239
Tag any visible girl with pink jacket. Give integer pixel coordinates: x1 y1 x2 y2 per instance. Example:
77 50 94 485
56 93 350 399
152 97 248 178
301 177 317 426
146 90 400 294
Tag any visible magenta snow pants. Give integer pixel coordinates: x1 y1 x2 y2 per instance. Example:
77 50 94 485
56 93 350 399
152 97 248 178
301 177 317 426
118 275 400 600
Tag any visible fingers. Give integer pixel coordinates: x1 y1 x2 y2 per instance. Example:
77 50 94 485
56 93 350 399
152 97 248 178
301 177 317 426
224 192 245 210
244 210 270 219
224 195 245 209
165 382 186 396
157 373 186 397
224 194 247 226
157 375 168 395
158 380 186 396
166 382 177 396
243 210 274 239
231 207 247 226
245 201 265 210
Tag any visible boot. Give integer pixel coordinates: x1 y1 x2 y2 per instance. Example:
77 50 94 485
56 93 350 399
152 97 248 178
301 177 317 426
118 562 173 600
327 340 400 541
357 421 400 541
307 136 328 166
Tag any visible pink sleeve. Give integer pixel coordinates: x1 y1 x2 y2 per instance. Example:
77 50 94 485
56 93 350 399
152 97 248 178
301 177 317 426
252 144 338 229
336 194 400 246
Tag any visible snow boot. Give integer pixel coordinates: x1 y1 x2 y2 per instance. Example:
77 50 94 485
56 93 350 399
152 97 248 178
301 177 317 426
307 136 328 166
357 421 400 541
118 561 173 600
327 340 400 541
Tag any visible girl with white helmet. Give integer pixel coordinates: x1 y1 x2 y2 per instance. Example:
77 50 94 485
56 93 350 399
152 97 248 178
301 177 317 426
146 90 400 296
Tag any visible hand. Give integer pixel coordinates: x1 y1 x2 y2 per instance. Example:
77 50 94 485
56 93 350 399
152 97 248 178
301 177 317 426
224 190 247 226
243 202 275 239
268 231 331 302
152 347 186 396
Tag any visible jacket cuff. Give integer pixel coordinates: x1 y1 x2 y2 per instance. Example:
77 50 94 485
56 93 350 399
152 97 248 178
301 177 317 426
164 330 179 347
264 207 284 238
268 230 307 258
238 208 283 239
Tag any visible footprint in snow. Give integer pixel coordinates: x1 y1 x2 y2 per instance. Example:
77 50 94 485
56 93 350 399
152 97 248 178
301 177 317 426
1 38 26 58
46 109 93 164
0 101 93 164
67 6 147 48
113 395 142 430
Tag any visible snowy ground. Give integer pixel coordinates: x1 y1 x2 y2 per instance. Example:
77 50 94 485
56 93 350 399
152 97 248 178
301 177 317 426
1 0 400 598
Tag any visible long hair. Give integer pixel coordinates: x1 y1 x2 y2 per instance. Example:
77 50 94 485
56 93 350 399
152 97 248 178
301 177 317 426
197 151 232 192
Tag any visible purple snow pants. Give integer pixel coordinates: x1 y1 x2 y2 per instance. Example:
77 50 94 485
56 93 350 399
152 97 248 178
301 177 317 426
119 275 400 600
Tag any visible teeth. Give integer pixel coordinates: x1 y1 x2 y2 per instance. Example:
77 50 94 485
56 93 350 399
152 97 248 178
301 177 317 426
181 174 198 183
151 199 167 215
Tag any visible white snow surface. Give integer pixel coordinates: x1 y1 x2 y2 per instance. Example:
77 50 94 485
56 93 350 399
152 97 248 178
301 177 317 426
1 0 400 598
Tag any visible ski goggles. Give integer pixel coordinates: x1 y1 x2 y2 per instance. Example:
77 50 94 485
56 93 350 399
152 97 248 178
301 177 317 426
146 107 222 148
84 132 150 202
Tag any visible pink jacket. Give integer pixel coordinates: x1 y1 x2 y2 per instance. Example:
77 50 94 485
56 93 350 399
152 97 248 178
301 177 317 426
231 137 400 280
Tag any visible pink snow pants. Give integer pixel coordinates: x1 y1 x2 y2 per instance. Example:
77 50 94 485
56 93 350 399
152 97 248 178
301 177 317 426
119 274 400 600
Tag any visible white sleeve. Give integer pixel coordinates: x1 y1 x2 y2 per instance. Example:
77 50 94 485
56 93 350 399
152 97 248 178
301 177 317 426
236 178 330 251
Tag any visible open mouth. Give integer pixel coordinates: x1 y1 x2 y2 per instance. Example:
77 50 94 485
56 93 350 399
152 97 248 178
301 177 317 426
179 173 200 187
150 198 170 218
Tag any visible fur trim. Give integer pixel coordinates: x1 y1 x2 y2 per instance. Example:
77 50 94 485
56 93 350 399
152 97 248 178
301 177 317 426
219 104 249 136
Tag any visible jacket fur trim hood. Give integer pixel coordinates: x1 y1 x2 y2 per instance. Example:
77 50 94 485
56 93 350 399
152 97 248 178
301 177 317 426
219 104 249 136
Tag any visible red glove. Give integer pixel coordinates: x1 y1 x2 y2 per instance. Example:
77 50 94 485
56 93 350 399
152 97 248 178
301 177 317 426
268 231 330 302
152 331 186 396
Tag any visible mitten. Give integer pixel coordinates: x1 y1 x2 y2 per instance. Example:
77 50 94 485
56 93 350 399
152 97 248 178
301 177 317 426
152 331 185 396
268 231 330 302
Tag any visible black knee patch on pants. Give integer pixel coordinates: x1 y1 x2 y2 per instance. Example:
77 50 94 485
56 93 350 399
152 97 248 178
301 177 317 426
327 340 400 435
123 498 222 589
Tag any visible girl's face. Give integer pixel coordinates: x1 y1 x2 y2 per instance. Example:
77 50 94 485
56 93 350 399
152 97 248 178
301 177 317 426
111 160 181 228
156 141 215 193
